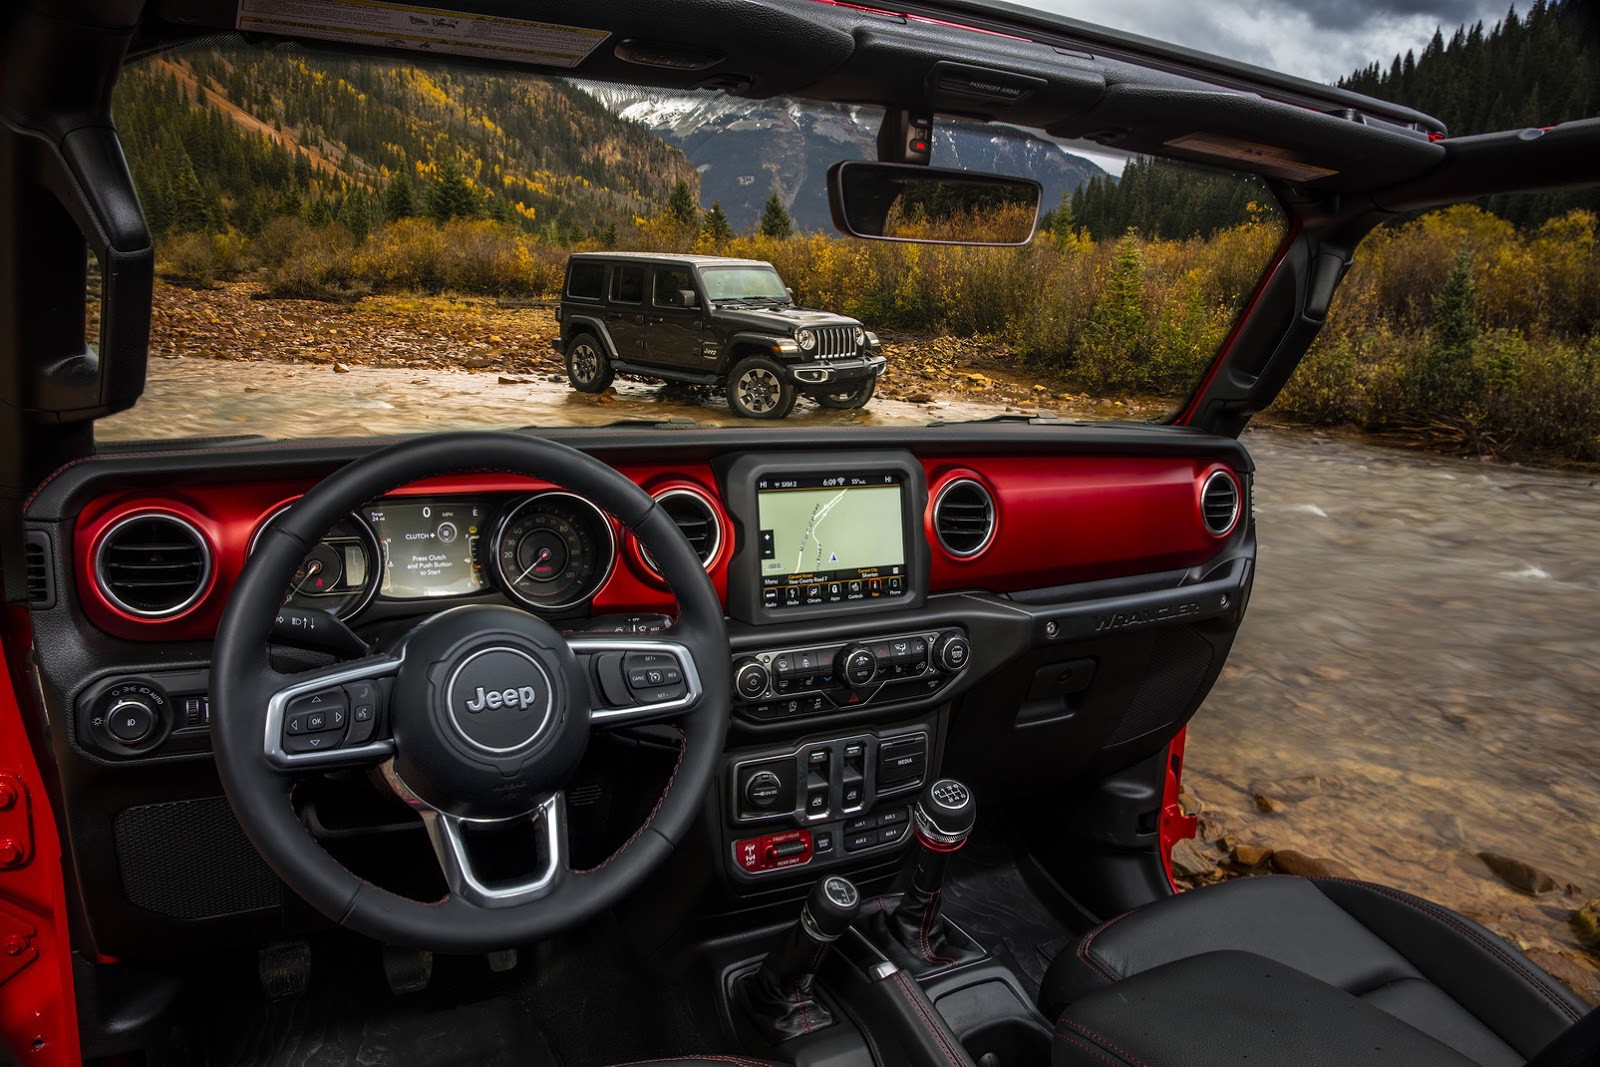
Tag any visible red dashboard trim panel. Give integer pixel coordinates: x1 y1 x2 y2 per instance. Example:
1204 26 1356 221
74 457 1236 642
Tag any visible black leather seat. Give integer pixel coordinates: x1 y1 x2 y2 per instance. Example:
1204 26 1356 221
1040 876 1590 1066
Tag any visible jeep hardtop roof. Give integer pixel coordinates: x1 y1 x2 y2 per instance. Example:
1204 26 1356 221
567 252 778 269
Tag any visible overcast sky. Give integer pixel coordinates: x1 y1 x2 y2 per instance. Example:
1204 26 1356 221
1015 0 1519 84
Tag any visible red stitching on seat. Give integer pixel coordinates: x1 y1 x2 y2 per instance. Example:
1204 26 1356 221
1057 1019 1152 1067
1313 878 1583 1023
1054 1031 1133 1067
1075 907 1136 984
573 725 686 874
892 969 965 1067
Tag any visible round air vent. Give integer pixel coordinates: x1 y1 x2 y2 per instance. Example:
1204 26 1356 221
1201 470 1241 536
933 478 996 558
95 513 212 618
641 488 722 574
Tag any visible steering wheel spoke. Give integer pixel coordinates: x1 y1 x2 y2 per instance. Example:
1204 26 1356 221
263 654 401 770
568 635 704 727
417 793 567 909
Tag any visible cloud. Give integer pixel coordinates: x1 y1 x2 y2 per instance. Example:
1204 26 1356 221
1015 0 1514 82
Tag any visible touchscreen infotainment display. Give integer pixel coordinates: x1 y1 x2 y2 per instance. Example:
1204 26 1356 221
756 472 908 609
366 500 485 599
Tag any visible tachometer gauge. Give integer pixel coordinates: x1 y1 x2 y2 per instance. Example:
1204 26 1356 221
491 493 616 611
250 509 381 620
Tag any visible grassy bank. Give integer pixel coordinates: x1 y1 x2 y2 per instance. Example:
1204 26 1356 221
158 203 1600 462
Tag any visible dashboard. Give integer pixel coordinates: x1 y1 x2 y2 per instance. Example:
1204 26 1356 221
22 425 1255 958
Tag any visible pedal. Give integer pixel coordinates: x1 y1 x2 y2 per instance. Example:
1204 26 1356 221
257 939 311 1001
486 948 518 973
382 945 433 995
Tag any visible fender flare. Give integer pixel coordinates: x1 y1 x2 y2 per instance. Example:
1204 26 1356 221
563 315 620 359
721 331 790 375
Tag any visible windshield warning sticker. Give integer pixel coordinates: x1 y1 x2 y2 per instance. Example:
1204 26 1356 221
236 0 607 69
1166 133 1338 183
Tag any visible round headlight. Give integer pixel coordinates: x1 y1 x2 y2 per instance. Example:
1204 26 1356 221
796 329 816 351
853 326 866 346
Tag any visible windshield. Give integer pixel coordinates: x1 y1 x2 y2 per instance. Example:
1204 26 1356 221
97 38 1286 440
701 267 790 304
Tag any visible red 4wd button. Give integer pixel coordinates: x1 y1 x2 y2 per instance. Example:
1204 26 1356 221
733 828 813 873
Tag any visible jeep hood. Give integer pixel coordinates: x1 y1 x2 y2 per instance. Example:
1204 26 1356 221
715 306 861 331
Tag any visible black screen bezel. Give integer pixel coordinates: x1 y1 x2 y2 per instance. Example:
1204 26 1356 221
719 451 928 625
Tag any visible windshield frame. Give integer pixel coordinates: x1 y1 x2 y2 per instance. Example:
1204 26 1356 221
698 265 792 305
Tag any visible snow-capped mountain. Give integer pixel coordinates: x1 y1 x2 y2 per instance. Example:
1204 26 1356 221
581 85 1109 233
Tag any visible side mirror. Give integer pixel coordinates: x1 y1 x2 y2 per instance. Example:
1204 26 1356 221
678 289 700 309
827 160 1042 246
785 287 796 304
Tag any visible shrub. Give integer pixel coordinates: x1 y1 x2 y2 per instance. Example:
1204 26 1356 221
261 224 368 301
159 231 248 288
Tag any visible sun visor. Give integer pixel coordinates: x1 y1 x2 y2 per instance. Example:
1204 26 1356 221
1052 83 1445 192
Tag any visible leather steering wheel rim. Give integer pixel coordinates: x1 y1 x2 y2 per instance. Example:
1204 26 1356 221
211 431 730 951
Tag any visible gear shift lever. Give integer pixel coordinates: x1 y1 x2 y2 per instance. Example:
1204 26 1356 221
881 778 980 973
737 874 862 1042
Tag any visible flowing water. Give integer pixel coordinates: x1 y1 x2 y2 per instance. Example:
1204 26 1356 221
101 359 1600 998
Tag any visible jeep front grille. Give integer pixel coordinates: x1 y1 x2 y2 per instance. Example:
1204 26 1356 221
814 326 856 358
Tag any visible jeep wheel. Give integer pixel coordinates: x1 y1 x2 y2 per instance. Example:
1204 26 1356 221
728 355 796 419
565 333 614 393
813 378 876 409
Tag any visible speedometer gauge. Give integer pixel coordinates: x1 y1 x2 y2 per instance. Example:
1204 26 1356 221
250 508 381 620
491 493 616 611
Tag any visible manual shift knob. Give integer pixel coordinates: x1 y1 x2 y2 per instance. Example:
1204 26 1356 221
806 874 863 939
914 778 976 846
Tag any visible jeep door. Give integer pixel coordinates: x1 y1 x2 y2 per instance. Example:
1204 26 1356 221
645 265 709 373
603 263 649 361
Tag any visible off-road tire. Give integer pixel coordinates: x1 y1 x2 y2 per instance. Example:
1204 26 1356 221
727 355 797 420
812 378 876 409
565 333 614 393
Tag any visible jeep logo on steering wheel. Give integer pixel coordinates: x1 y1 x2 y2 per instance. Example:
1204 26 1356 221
444 647 554 754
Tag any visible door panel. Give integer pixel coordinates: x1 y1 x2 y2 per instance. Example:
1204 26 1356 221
603 265 648 359
645 266 706 371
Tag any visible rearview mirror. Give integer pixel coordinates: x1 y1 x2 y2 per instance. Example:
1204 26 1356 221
827 160 1042 246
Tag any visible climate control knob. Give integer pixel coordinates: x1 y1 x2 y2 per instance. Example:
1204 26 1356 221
734 658 771 700
837 645 878 688
934 633 971 673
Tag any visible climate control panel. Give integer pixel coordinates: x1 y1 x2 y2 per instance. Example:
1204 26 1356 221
732 628 969 721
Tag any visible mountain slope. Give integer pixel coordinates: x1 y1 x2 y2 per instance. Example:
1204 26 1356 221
116 40 698 234
586 86 1108 232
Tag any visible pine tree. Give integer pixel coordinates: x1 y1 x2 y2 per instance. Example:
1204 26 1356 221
428 156 480 221
759 193 794 238
384 168 416 220
703 201 734 242
600 221 618 248
666 178 698 227
337 186 373 239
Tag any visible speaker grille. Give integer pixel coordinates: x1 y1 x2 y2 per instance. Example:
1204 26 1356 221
1107 627 1215 746
25 530 54 609
114 798 280 919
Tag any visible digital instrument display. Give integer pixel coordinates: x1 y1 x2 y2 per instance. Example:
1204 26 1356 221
756 472 908 610
366 500 485 599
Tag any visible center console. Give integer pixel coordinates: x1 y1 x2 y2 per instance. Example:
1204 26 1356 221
713 450 965 885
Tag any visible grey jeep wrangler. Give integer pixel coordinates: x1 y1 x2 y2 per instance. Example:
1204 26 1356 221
556 252 886 419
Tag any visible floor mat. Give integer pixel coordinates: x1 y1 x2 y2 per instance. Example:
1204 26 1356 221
937 819 1081 1001
169 918 717 1067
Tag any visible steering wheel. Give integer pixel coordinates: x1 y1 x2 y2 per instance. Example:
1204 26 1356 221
211 432 730 952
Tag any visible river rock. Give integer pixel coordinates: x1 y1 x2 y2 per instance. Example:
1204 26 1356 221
1170 838 1219 879
1477 852 1560 894
1253 793 1288 814
1270 850 1356 879
1231 844 1273 868
1573 898 1600 947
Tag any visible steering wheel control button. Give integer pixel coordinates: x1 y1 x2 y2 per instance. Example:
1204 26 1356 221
106 699 157 745
444 647 554 755
343 680 381 745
